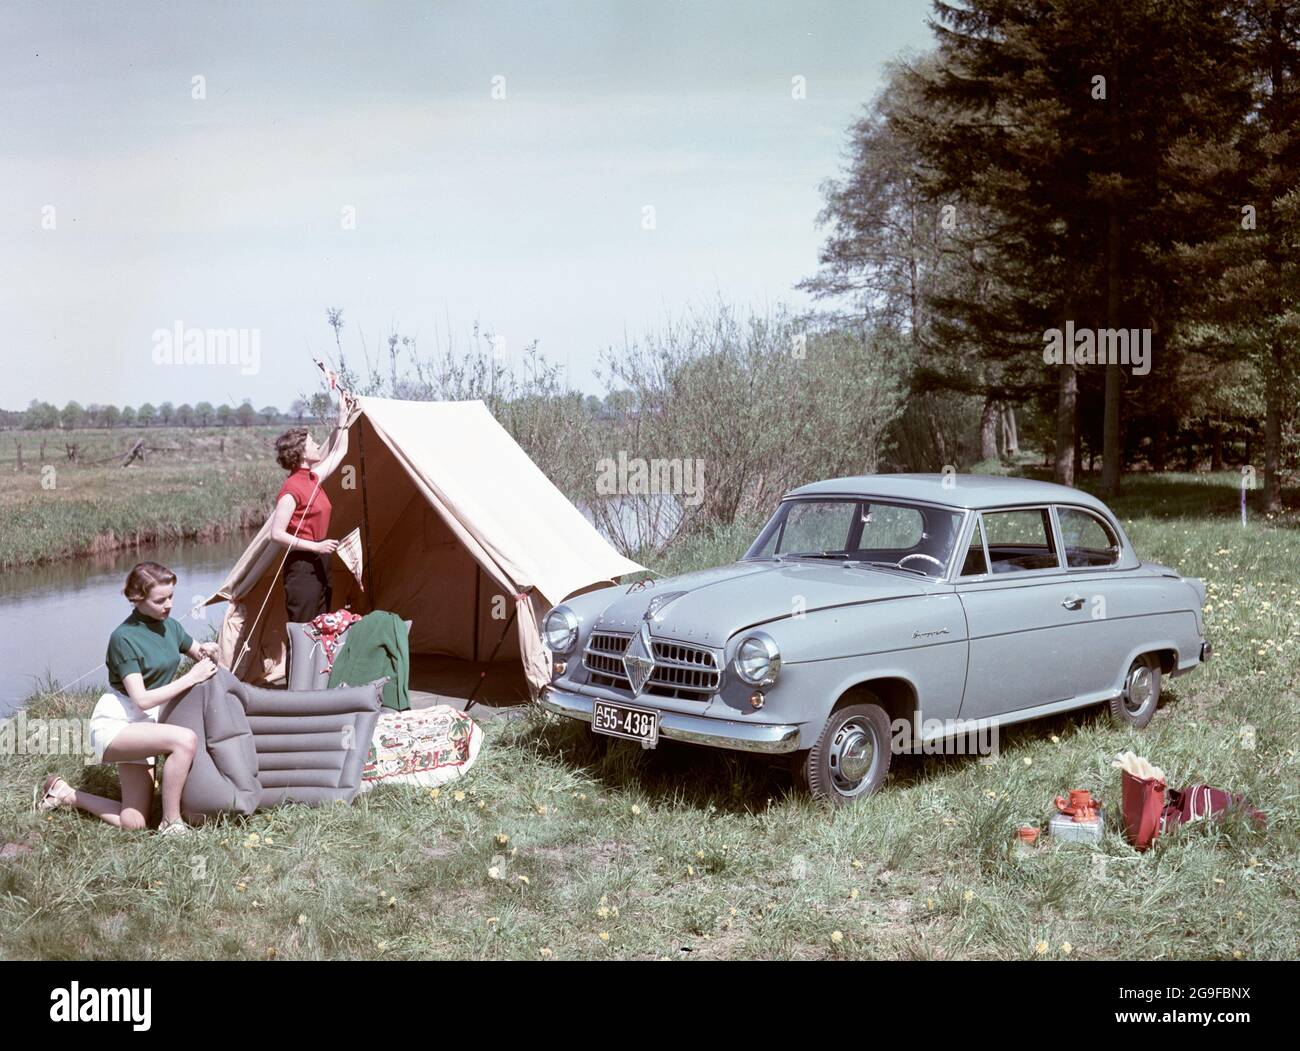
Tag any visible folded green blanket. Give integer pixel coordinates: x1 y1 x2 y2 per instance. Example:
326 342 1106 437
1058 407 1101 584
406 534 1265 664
328 610 411 711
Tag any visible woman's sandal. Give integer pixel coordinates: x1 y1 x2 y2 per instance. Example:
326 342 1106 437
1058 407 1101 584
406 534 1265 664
34 774 72 814
157 819 190 836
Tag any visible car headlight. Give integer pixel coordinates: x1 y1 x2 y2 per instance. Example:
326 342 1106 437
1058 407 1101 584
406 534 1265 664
542 605 580 654
734 631 781 687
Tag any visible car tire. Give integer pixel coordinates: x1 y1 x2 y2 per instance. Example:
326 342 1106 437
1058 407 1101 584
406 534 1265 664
801 701 892 805
1109 654 1162 729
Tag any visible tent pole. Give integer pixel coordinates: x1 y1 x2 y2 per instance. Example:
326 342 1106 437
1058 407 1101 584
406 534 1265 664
356 417 376 608
472 569 482 663
467 599 519 706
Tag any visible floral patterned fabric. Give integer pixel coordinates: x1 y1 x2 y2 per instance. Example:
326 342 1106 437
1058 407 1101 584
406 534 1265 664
303 608 363 677
359 705 482 790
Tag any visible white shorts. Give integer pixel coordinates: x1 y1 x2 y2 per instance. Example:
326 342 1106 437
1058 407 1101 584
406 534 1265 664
89 690 159 767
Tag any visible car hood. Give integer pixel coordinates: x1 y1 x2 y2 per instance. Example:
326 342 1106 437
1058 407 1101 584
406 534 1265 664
590 560 931 647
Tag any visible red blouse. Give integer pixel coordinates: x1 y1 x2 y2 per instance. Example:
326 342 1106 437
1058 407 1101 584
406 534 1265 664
277 467 332 543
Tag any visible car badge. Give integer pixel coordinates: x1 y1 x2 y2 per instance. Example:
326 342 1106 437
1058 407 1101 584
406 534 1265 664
622 621 655 697
644 590 686 621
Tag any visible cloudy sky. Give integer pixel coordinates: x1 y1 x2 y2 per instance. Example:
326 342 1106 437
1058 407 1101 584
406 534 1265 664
1 0 934 411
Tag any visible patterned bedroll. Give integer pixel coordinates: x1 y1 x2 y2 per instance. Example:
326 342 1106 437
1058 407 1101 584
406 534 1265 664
160 667 383 822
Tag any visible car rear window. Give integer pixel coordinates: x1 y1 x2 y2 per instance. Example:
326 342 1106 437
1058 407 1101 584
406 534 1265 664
1058 507 1120 568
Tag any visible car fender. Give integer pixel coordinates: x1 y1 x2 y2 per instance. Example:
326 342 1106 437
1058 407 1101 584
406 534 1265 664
1110 636 1184 694
712 599 967 750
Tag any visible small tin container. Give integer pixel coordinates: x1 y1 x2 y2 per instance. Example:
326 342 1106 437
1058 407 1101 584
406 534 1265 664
1048 805 1106 844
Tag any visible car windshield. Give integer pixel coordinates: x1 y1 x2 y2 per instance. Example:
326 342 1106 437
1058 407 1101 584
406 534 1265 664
743 498 965 578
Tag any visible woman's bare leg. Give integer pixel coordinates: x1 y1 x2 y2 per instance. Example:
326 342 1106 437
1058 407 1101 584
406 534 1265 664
50 763 155 830
91 723 199 827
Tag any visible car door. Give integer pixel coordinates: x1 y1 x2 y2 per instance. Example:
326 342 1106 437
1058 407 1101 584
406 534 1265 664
955 507 1094 720
1052 504 1137 700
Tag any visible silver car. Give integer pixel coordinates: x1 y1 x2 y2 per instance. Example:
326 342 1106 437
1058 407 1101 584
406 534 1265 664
539 475 1211 804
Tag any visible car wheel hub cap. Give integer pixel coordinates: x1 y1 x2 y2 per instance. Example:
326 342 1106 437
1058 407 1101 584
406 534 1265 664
831 723 874 786
1126 666 1152 712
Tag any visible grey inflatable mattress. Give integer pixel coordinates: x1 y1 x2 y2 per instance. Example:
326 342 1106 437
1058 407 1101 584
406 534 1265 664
160 667 383 822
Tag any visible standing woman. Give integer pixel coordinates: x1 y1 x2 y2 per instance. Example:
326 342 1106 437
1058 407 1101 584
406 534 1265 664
270 373 352 623
36 561 215 834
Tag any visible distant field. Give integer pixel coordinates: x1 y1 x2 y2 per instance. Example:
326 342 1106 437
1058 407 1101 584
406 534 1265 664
1 470 1295 960
0 426 285 568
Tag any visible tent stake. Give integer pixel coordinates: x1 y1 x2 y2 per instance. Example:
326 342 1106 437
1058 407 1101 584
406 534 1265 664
467 599 519 706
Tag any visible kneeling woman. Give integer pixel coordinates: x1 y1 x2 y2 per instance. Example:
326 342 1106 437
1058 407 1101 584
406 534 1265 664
37 561 218 834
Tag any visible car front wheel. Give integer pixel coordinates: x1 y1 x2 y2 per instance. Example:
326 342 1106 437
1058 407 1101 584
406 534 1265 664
1109 654 1162 729
800 701 892 804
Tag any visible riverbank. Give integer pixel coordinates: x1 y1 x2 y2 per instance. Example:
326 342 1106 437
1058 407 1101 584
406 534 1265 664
0 426 283 569
1 472 1296 960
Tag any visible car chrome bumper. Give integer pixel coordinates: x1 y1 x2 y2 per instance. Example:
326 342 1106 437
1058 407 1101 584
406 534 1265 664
539 684 801 755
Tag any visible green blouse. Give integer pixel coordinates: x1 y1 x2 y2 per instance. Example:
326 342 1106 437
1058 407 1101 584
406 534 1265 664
106 610 195 693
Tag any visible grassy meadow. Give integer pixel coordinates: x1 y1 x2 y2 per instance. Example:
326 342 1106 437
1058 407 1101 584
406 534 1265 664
0 426 285 569
0 471 1296 960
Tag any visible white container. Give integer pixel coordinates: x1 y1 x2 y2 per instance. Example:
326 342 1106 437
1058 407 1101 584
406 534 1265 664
1048 805 1106 844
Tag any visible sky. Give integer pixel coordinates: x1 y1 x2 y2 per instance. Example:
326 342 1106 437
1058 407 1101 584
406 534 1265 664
0 0 936 411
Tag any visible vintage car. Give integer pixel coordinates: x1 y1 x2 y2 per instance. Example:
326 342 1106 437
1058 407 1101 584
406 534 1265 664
538 475 1211 803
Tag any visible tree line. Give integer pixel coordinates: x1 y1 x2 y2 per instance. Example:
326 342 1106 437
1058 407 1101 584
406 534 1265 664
802 0 1299 510
8 398 315 430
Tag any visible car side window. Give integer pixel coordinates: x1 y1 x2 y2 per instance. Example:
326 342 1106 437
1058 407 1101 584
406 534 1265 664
1058 507 1120 568
981 508 1060 572
960 518 989 576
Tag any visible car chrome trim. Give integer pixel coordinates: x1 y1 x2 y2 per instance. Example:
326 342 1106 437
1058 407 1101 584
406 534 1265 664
539 685 801 754
582 630 723 701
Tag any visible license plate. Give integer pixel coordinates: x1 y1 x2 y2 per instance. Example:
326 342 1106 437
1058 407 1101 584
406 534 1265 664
592 700 659 746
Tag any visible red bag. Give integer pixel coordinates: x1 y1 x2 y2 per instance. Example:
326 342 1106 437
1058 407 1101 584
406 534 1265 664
1121 769 1165 851
1161 784 1266 833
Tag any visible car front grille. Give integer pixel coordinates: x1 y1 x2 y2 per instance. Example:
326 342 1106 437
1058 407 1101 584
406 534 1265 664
583 630 721 702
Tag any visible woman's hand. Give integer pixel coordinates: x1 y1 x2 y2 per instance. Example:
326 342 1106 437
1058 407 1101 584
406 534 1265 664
187 657 218 685
198 641 220 661
316 538 340 555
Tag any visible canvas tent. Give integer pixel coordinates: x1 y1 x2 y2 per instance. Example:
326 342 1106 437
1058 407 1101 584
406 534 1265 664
210 397 643 700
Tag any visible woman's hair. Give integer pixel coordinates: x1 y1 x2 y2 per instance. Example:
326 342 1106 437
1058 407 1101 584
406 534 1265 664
275 427 310 471
124 561 176 602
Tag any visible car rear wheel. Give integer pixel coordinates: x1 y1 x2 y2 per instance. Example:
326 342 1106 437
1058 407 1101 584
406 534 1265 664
1109 654 1161 729
800 701 892 804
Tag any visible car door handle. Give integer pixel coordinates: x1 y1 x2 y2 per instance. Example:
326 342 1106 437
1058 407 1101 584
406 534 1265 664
1061 595 1085 611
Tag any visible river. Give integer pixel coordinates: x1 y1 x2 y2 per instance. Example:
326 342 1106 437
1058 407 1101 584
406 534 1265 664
0 497 676 716
0 536 249 715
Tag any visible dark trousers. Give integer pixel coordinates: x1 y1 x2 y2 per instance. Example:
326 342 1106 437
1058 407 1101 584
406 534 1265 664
283 551 332 624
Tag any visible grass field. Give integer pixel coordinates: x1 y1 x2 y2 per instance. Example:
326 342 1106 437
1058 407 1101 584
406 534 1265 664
1 471 1296 960
0 426 285 569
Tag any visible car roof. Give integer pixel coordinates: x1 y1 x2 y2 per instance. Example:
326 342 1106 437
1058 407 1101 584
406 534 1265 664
786 474 1115 514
